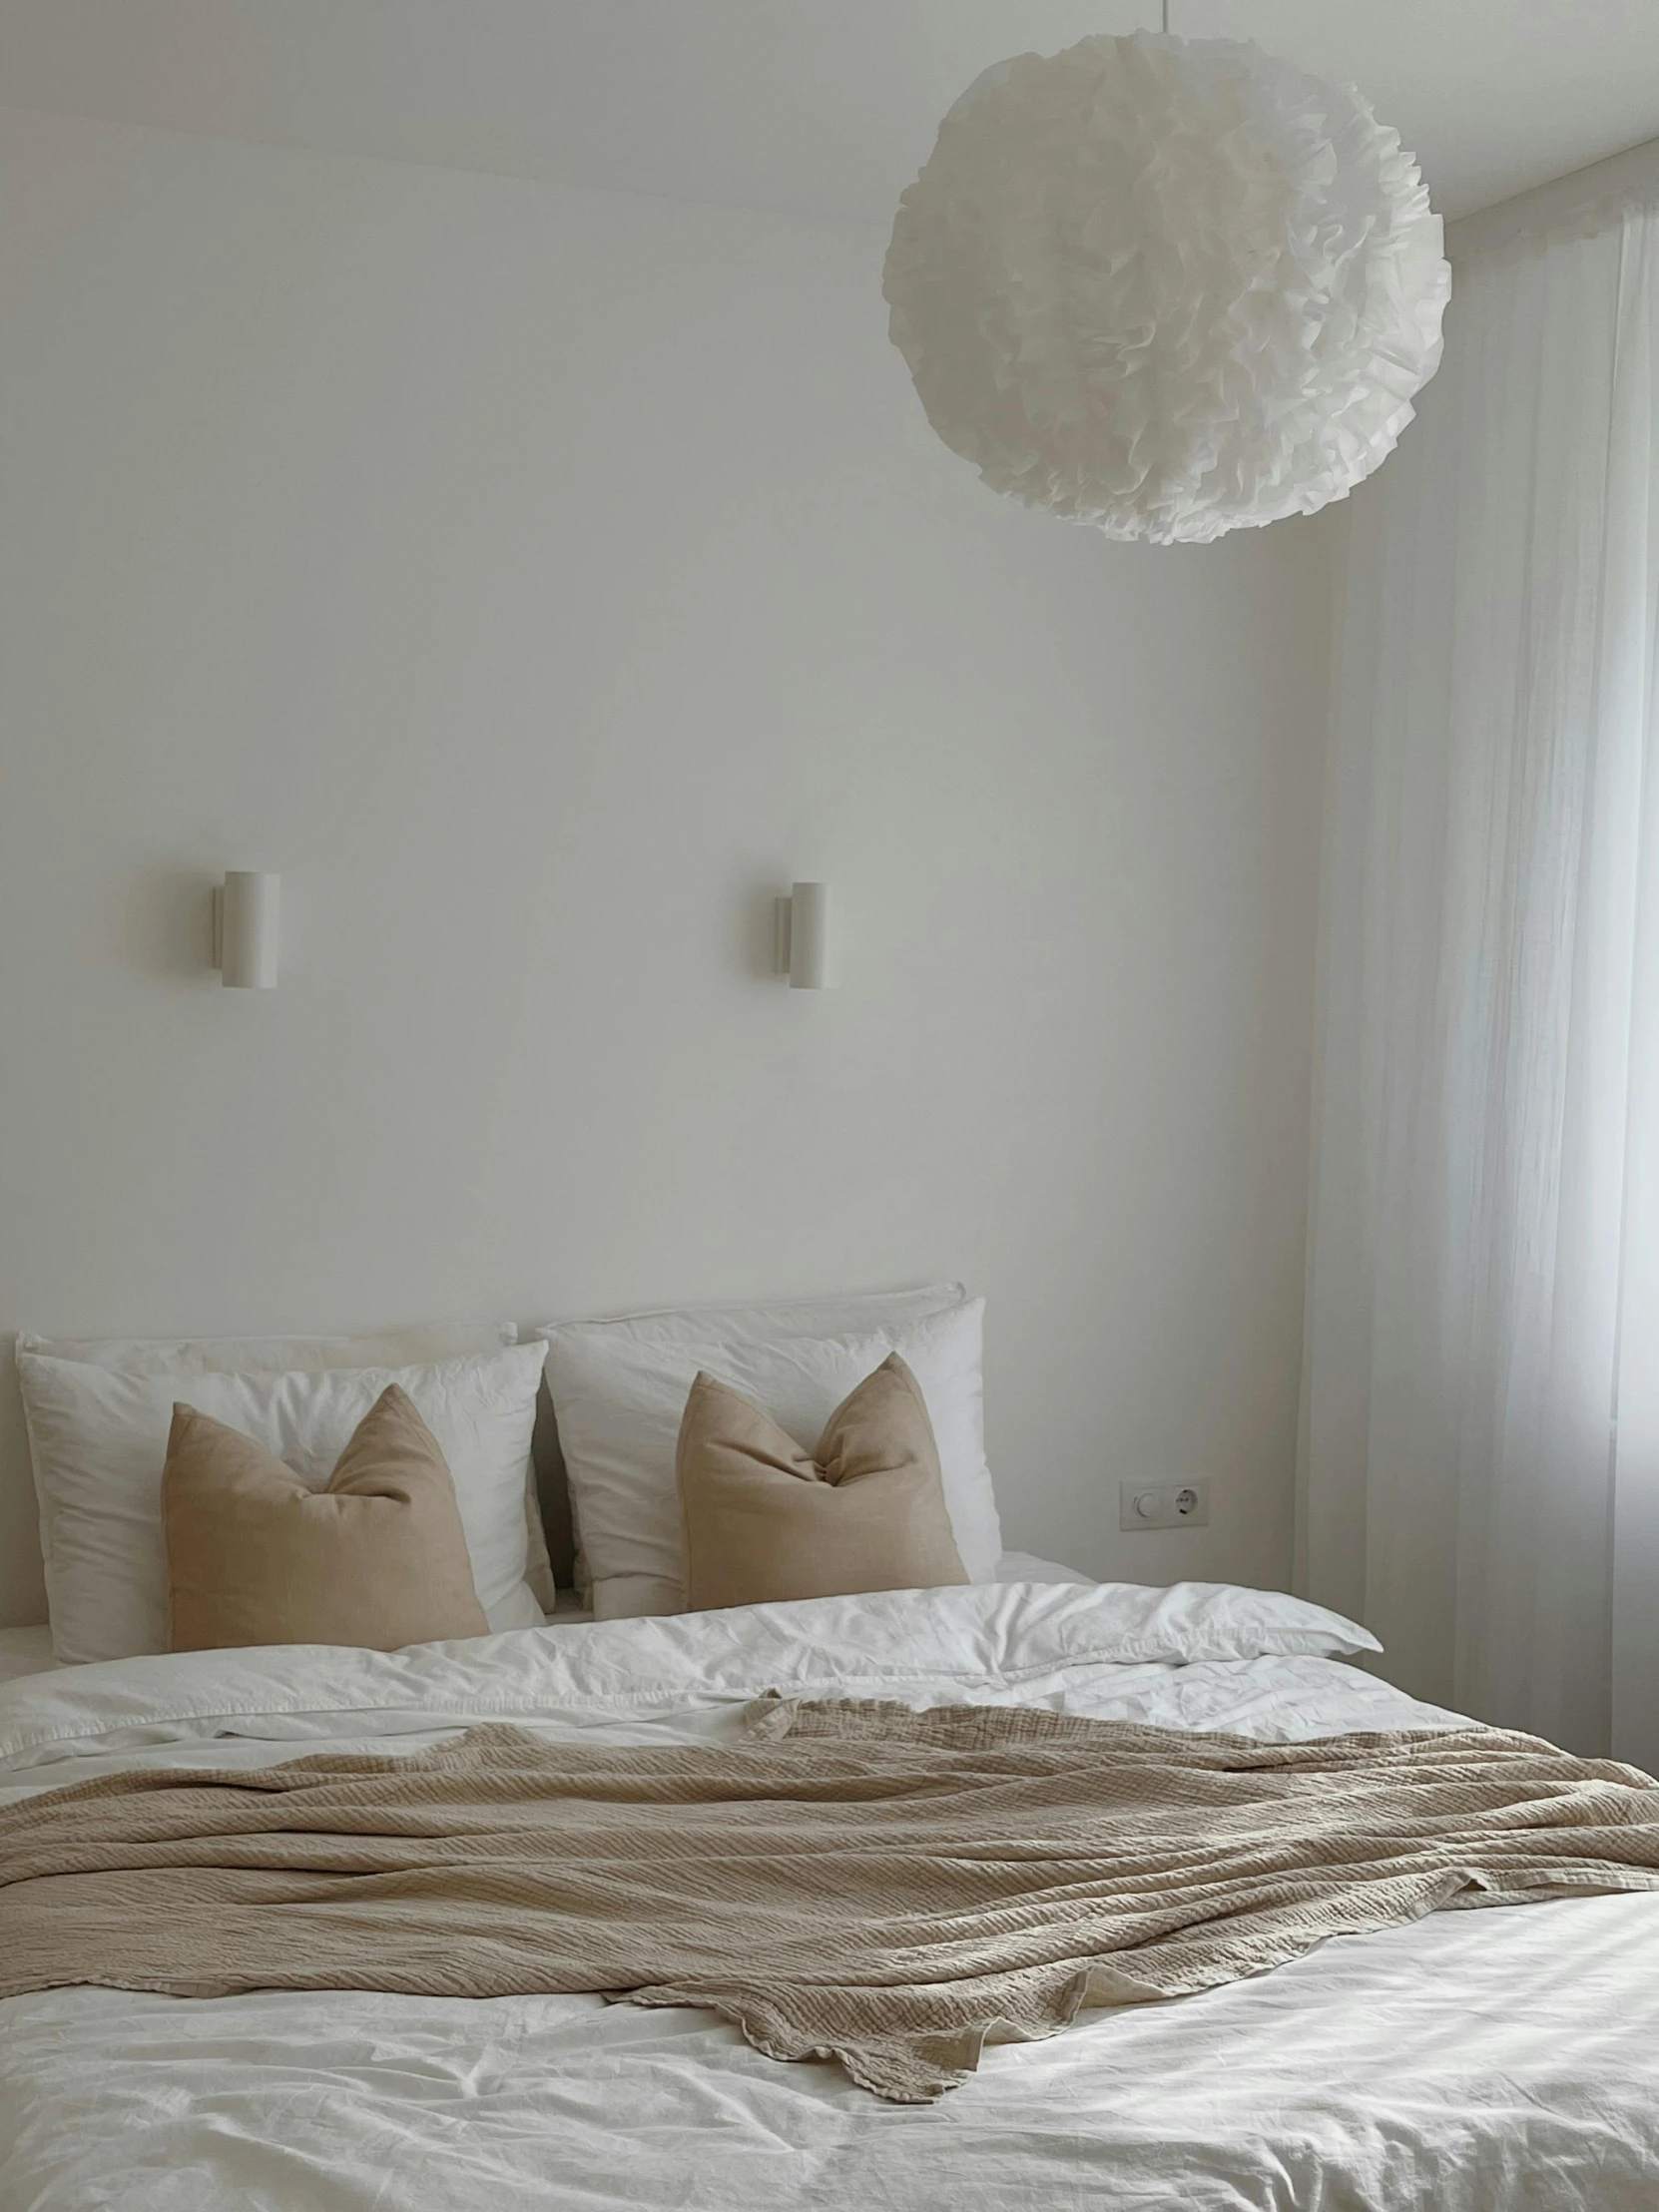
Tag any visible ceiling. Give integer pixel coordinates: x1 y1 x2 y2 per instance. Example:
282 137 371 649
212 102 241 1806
0 0 1655 228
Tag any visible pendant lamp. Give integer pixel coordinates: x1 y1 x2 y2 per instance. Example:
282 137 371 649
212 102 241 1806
882 25 1450 544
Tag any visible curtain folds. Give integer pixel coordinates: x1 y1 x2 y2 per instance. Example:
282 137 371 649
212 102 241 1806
1299 195 1659 1757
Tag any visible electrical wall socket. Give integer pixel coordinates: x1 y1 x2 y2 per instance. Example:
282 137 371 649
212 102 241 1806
1119 1479 1211 1531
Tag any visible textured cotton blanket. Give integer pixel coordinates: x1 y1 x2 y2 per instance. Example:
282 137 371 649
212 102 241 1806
5 1698 1659 2101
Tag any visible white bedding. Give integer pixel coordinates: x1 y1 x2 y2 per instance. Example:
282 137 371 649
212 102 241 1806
1 1580 1655 2210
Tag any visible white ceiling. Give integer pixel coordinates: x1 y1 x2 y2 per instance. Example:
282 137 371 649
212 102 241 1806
0 0 1655 228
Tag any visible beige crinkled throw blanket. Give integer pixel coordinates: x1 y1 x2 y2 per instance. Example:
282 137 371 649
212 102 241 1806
5 1698 1659 2102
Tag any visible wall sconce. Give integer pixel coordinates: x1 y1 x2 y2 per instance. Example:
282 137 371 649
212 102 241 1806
774 881 832 989
212 871 279 989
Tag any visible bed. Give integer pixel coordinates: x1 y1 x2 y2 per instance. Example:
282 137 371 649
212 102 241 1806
4 1575 1658 2211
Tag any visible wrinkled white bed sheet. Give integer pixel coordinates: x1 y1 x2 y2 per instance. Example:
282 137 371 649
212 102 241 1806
1 1580 1654 2212
0 1553 1085 1693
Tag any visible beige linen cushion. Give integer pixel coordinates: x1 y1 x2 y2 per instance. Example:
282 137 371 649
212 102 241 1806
163 1383 490 1652
676 1355 968 1612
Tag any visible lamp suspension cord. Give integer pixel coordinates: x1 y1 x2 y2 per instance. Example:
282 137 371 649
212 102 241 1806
1162 0 1170 30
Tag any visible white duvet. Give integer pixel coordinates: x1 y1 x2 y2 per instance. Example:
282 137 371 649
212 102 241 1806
2 1580 1657 2211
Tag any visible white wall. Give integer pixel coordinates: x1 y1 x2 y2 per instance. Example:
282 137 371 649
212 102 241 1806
0 104 1333 1626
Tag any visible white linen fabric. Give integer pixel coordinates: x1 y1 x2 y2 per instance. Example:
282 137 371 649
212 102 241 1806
0 1580 1381 1776
6 1579 1659 2211
543 1300 1001 1618
502 1551 1092 1634
1301 184 1659 1757
19 1322 558 1618
17 1344 549 1662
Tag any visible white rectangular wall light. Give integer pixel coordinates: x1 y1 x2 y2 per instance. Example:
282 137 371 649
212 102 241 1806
773 881 831 989
213 870 279 988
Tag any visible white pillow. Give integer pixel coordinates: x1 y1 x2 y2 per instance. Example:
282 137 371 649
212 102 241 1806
17 1342 549 1663
532 1284 968 1600
19 1325 557 1615
542 1300 1002 1620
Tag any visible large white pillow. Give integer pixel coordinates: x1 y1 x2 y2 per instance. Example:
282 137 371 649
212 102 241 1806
17 1342 549 1663
542 1300 1002 1620
532 1284 967 1598
20 1325 556 1615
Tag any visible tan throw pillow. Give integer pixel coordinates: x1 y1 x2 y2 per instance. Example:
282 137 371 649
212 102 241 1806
676 1354 968 1612
163 1383 490 1652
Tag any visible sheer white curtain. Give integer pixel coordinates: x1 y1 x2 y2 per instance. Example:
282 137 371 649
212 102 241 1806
1298 179 1659 1758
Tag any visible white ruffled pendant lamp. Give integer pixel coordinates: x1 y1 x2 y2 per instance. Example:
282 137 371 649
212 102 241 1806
882 9 1450 545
